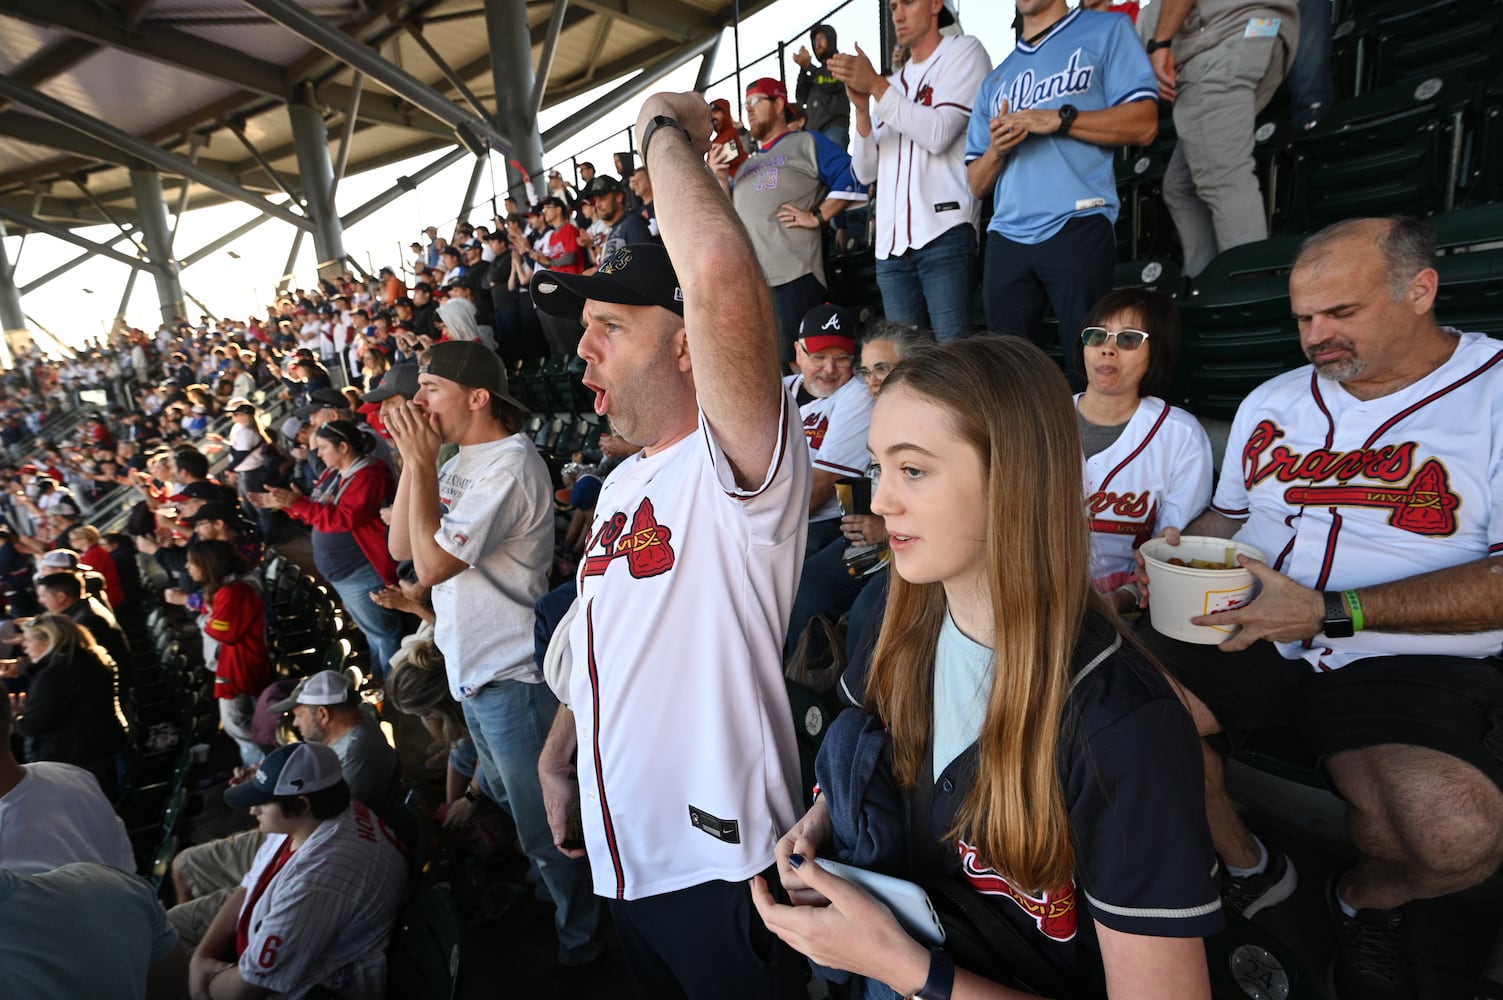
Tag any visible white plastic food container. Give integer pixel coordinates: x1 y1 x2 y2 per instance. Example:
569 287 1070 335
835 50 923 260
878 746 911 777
1139 536 1267 644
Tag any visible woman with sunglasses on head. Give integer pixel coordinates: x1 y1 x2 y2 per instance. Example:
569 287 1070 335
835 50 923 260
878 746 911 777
250 419 404 679
1076 289 1213 615
753 337 1220 1000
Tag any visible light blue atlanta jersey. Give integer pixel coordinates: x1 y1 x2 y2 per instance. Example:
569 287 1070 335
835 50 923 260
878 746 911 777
965 9 1157 244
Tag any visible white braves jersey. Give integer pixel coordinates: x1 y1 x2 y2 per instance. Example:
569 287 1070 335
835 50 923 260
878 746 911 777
785 374 875 522
1212 330 1503 670
1079 395 1213 587
568 391 810 900
237 802 406 999
851 33 994 258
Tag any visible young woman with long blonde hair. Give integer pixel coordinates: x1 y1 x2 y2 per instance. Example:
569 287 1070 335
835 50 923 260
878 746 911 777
753 337 1221 999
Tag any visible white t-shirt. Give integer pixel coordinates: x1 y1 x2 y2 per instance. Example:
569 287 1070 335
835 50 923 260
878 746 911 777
237 802 406 1000
787 374 875 522
432 434 554 699
568 393 810 899
0 762 135 875
230 423 268 473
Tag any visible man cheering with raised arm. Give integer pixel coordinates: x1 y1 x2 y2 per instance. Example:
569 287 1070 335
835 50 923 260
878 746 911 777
532 92 811 1000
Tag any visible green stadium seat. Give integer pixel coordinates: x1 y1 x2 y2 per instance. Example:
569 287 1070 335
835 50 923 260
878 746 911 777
386 884 463 1000
1371 0 1503 88
1287 74 1468 231
1113 258 1186 298
1466 73 1503 205
1176 235 1307 418
1430 204 1503 338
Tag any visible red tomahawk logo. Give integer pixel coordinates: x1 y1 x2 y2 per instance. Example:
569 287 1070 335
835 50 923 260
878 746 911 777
1284 459 1459 535
582 497 677 578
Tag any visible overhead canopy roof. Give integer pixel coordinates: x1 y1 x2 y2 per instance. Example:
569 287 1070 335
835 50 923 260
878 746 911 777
0 0 777 235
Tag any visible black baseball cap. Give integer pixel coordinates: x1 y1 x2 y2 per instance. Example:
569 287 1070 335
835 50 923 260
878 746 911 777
294 387 352 418
419 342 528 413
531 243 684 320
539 196 567 211
581 175 623 200
168 480 224 503
362 363 420 403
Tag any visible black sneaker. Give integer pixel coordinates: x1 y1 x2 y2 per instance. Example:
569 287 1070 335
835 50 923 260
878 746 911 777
1219 847 1297 918
1327 875 1416 1000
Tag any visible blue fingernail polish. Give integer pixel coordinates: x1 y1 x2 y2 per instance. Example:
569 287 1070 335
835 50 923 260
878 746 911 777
789 853 805 869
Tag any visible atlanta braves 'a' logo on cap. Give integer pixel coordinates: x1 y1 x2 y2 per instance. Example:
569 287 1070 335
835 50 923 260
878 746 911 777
581 497 676 579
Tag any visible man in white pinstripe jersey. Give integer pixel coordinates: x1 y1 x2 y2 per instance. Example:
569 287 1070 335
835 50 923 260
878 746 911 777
186 743 406 1000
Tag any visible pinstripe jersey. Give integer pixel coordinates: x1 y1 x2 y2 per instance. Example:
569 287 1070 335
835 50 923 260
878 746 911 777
236 802 406 999
568 391 809 900
1213 330 1503 670
1079 395 1213 589
850 33 994 258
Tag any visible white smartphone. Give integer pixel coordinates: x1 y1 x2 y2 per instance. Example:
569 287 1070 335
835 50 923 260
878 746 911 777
814 857 946 947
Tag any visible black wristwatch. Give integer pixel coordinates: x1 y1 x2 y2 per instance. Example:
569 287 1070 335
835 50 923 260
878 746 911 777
1057 103 1079 136
914 949 955 1000
1146 37 1174 53
640 115 690 162
1321 591 1355 639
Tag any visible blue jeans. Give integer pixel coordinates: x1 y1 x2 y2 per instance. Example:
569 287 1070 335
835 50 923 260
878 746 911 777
874 223 977 342
463 679 602 965
328 562 406 681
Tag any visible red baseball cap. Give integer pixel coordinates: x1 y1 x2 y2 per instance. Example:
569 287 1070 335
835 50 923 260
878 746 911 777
746 77 788 102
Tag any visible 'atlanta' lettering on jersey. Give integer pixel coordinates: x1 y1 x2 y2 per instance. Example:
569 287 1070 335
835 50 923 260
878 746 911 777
1001 49 1096 113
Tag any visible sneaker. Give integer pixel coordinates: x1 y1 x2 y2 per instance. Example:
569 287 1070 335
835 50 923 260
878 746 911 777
1220 847 1297 918
1327 875 1416 1000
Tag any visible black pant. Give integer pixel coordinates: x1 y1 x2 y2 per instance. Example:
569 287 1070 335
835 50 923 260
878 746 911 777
771 274 829 366
982 214 1116 378
608 871 806 1000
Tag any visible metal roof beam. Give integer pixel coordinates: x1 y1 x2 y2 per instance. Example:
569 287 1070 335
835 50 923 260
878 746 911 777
531 0 571 122
542 32 721 147
0 74 314 231
16 227 135 295
340 146 468 229
0 37 101 114
0 203 157 272
0 192 139 229
394 16 492 122
569 0 705 40
3 0 291 100
317 85 456 139
241 0 514 156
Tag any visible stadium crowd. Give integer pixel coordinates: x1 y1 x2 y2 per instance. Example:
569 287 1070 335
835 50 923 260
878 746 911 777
2 0 1499 998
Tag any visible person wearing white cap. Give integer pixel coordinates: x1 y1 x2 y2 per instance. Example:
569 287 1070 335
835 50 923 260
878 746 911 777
187 742 406 1000
167 671 399 948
